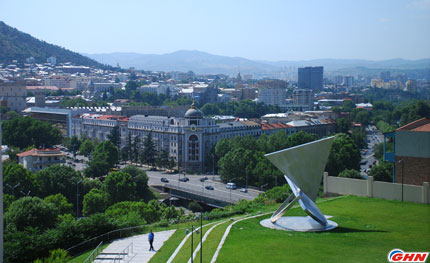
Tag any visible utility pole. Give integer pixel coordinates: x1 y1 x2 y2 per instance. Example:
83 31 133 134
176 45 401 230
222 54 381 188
399 159 404 202
212 154 215 181
76 180 82 219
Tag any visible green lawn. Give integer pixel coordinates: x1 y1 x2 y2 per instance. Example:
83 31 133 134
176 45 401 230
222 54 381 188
216 196 430 263
193 220 230 263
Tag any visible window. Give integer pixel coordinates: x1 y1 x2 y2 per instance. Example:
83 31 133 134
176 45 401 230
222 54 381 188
188 135 199 161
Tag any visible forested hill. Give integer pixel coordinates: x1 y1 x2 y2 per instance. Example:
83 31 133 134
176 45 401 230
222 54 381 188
0 21 108 68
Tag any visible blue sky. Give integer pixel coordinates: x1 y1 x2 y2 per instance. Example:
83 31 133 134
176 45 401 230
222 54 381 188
1 0 429 61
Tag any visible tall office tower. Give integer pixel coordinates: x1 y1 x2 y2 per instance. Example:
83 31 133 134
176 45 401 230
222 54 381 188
298 66 323 91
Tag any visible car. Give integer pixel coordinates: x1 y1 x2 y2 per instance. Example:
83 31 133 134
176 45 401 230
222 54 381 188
200 176 208 182
149 167 157 171
226 182 237 189
179 177 189 182
240 188 248 193
160 178 169 183
360 160 368 165
205 185 214 190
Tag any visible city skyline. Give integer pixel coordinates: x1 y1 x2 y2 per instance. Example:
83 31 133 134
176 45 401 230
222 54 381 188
1 0 429 61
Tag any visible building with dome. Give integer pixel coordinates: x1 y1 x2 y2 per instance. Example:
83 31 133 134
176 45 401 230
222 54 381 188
72 103 261 172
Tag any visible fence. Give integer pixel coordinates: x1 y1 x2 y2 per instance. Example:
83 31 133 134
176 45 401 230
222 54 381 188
83 241 103 263
323 172 429 204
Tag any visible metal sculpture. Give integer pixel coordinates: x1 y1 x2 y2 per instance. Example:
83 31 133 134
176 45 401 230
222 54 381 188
261 136 338 231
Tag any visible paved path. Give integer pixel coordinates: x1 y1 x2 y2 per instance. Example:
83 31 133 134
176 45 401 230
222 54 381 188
95 229 176 263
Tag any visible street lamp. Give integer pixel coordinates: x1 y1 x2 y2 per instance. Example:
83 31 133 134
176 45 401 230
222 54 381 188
190 225 194 263
76 179 83 218
212 154 215 181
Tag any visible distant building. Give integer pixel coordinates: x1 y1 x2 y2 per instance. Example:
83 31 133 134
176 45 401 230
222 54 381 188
405 80 417 93
380 71 391 82
17 148 66 172
257 80 288 106
293 89 313 111
384 117 430 186
343 76 354 86
56 65 90 74
47 57 57 66
0 83 27 112
298 66 323 91
44 76 77 90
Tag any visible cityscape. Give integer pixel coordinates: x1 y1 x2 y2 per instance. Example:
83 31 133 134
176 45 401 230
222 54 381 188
0 1 429 263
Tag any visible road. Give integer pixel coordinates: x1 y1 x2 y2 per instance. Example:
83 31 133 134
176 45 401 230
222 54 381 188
145 170 262 203
360 125 384 177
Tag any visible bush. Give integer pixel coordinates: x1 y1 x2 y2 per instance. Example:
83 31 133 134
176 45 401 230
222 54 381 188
338 169 363 179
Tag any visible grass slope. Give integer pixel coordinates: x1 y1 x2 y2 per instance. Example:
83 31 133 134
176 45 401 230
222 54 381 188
216 196 430 263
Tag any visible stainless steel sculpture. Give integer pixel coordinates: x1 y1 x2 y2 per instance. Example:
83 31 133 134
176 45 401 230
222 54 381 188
260 136 338 232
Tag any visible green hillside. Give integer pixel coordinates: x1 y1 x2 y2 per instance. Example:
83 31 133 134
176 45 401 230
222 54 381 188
0 21 107 68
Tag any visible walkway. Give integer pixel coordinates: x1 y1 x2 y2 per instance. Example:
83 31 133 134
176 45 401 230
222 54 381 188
95 229 176 263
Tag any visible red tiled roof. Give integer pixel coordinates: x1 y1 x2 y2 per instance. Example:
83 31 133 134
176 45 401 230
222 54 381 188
97 115 129 121
16 148 63 157
397 117 430 132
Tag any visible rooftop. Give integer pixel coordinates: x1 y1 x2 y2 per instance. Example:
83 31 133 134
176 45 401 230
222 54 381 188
397 117 430 132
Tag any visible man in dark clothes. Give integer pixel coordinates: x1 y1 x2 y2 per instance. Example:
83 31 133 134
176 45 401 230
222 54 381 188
148 230 155 251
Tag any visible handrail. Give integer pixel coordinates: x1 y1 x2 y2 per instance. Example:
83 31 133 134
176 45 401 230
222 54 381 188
113 242 133 263
83 241 103 263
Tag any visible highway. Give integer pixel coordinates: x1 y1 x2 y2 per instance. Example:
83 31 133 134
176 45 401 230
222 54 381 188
145 170 262 203
360 125 384 177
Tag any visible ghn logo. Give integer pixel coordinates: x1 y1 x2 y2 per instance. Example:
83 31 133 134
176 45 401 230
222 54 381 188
388 249 429 262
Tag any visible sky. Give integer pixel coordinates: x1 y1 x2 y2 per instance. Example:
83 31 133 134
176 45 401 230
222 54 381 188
1 0 430 61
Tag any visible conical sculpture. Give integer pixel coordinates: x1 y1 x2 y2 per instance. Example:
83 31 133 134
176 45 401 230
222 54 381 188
260 136 338 231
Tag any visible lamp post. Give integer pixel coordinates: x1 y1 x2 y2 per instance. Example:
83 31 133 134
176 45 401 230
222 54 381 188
200 211 203 263
190 225 194 263
212 154 215 181
1 119 4 263
398 159 404 202
76 180 82 219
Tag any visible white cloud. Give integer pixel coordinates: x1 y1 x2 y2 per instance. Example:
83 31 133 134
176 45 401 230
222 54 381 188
379 17 390 23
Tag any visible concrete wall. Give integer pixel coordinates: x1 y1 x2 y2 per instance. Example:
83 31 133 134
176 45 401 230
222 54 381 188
324 173 429 204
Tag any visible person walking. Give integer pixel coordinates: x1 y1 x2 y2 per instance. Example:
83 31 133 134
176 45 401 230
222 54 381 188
148 230 155 251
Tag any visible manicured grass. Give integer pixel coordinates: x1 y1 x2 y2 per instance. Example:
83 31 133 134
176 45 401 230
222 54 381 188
215 196 430 263
148 229 188 263
194 220 231 263
170 224 210 263
68 244 109 263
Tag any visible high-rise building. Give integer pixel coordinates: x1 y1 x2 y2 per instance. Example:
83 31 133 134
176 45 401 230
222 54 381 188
298 66 323 91
343 76 354 86
256 80 288 106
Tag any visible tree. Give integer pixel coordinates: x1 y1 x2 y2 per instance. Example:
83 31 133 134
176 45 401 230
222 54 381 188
5 196 58 231
107 126 121 148
374 142 384 160
188 201 202 212
125 80 139 91
168 157 176 171
218 147 255 184
336 118 350 133
34 165 82 203
3 117 62 149
92 141 120 169
156 150 169 169
132 135 141 164
34 249 71 263
338 169 363 179
79 138 96 157
142 131 156 167
3 162 35 197
102 172 137 204
44 194 73 215
82 189 109 216
369 162 393 182
64 135 81 156
84 159 110 179
121 165 149 200
325 133 361 177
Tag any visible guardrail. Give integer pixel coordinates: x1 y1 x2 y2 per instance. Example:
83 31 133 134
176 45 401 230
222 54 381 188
164 184 237 207
83 241 103 263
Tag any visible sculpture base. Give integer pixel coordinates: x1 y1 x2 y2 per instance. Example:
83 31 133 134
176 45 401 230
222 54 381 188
260 216 338 232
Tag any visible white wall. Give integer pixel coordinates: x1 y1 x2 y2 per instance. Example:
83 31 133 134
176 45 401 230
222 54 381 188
324 173 429 204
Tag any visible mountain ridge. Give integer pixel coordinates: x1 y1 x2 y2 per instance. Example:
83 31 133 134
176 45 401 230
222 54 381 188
86 50 430 75
0 21 109 68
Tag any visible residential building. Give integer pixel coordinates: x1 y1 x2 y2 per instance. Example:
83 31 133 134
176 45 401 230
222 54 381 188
293 89 314 111
17 148 66 172
298 66 323 90
257 80 288 106
384 117 430 186
44 76 77 90
0 83 27 112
